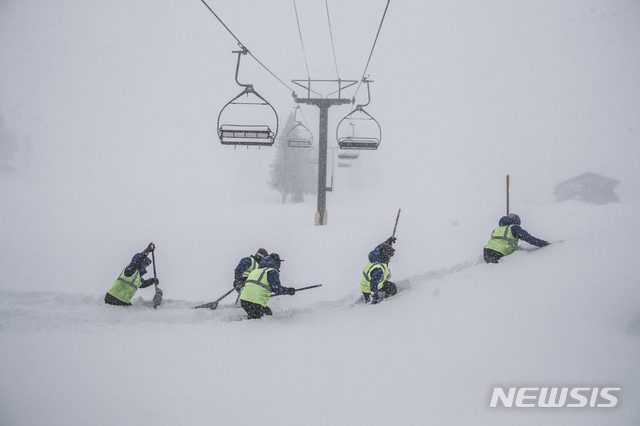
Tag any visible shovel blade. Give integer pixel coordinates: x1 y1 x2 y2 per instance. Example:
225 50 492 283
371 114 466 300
153 288 163 309
192 301 219 310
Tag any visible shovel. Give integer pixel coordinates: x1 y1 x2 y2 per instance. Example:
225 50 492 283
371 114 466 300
192 288 236 310
151 251 163 309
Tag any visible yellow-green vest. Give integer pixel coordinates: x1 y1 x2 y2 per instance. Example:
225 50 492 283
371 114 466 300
107 268 142 303
360 261 390 294
232 256 258 284
240 267 276 307
484 225 519 256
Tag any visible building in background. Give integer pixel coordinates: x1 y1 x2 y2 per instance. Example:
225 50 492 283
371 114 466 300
554 172 619 205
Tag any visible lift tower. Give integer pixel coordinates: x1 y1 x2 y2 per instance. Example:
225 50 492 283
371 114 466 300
292 79 357 225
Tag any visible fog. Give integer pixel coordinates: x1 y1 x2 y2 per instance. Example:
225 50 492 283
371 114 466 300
1 0 639 299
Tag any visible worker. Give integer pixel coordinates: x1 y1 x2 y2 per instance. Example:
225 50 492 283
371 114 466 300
239 253 295 319
360 237 398 304
105 243 159 306
233 248 269 293
484 213 549 263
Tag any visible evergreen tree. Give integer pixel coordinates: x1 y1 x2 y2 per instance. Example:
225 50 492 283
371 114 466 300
269 113 316 203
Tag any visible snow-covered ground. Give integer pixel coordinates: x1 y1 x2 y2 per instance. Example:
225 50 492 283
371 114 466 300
2 0 640 425
1 193 639 426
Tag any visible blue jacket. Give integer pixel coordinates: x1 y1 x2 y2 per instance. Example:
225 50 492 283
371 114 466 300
368 243 389 295
126 253 154 288
234 255 258 280
498 216 548 247
257 256 291 295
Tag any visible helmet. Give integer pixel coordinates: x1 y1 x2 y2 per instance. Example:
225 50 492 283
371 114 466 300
508 213 521 225
255 248 268 262
380 243 395 261
269 253 284 269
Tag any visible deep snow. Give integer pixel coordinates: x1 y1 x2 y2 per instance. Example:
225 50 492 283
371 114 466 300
1 196 639 426
1 0 640 425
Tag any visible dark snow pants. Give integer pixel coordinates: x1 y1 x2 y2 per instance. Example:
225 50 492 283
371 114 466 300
483 248 505 264
240 299 273 319
104 293 132 306
363 281 398 303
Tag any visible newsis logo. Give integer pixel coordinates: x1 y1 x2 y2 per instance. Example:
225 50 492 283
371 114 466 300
490 387 620 408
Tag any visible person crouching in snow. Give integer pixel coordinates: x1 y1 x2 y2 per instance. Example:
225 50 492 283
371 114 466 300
105 243 159 306
360 237 398 304
483 213 549 264
233 248 269 294
239 253 295 319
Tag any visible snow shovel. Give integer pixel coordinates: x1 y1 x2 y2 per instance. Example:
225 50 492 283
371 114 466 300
270 284 322 297
192 288 236 310
151 251 163 309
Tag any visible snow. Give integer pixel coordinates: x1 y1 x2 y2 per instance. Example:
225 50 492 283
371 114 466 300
1 0 640 424
1 196 640 426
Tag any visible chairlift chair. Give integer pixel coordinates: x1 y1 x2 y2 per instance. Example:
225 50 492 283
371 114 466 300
217 47 278 147
336 78 381 150
337 149 360 160
336 106 381 150
287 106 313 148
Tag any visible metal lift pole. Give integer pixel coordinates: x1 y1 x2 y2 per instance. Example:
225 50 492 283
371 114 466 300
295 97 351 225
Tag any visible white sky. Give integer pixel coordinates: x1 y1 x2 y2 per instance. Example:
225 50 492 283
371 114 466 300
0 0 639 295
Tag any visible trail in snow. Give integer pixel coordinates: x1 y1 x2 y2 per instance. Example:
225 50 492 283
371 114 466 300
0 254 501 332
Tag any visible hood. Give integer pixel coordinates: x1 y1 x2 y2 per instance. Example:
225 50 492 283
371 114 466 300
258 256 279 271
499 215 521 226
130 253 151 274
368 244 386 263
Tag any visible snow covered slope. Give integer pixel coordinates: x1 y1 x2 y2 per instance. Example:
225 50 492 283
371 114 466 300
1 199 639 426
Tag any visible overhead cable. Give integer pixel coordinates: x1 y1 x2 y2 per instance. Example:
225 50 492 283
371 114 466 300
200 0 295 94
325 0 340 79
353 0 391 100
293 0 312 80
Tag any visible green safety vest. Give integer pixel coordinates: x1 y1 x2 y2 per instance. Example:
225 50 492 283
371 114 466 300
232 256 258 284
360 260 390 294
240 267 276 307
484 225 519 256
106 268 142 304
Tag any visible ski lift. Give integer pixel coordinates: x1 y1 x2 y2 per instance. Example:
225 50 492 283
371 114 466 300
286 106 313 148
337 160 352 168
336 79 381 150
337 123 360 160
217 47 278 147
338 149 360 160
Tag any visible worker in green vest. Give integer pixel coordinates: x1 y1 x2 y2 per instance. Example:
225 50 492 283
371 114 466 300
484 213 549 263
360 237 398 304
239 253 295 319
232 248 269 293
105 243 159 306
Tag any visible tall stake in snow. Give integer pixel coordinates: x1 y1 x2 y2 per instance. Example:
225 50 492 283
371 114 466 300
392 208 401 238
506 175 510 216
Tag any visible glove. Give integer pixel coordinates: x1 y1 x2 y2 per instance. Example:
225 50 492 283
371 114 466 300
143 242 155 255
371 294 381 305
233 278 246 293
288 288 296 296
385 236 397 245
140 277 158 288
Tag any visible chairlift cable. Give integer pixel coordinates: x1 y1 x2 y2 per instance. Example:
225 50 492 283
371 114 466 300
200 0 296 94
353 0 391 100
325 0 341 79
293 0 312 80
